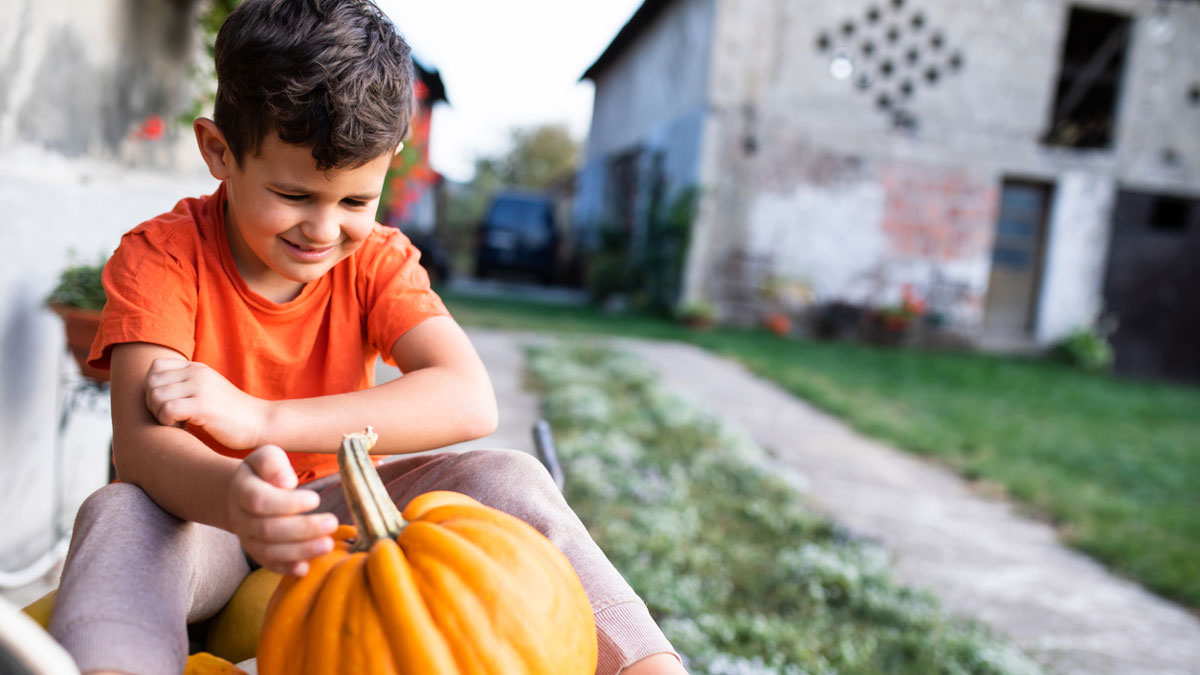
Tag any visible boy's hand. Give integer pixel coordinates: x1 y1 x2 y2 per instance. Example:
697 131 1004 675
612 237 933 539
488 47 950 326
227 446 339 576
145 357 270 449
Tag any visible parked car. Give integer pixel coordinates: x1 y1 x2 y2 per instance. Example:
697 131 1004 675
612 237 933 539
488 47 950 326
475 191 559 283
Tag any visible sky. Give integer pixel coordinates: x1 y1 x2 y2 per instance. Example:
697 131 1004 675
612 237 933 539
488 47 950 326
377 1 645 183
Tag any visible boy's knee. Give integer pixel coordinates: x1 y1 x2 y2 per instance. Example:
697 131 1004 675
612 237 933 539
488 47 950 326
74 482 176 531
458 448 553 489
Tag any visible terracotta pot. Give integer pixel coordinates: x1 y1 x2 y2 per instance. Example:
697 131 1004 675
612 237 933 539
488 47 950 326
50 305 108 383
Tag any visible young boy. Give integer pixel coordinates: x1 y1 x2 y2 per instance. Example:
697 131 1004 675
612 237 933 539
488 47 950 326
47 1 683 673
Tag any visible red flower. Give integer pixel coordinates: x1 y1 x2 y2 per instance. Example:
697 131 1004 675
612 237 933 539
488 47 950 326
133 114 165 141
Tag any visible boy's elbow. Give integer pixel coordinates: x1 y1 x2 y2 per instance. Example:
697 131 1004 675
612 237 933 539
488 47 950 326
464 390 499 440
476 398 500 439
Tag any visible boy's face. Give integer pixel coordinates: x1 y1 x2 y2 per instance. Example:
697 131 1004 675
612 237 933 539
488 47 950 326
221 132 393 302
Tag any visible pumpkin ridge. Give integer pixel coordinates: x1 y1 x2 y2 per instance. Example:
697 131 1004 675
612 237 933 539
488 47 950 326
301 553 366 674
366 538 458 673
360 588 400 675
403 520 557 672
257 548 349 675
416 503 587 593
402 540 511 674
438 518 597 665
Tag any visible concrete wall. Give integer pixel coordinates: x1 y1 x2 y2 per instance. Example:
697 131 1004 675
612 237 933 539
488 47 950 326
679 0 1200 341
574 0 716 240
0 1 214 577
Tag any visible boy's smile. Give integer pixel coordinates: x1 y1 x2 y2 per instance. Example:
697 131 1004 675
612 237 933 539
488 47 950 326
202 126 393 303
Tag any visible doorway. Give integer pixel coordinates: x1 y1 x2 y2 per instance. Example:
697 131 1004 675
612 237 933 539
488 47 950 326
983 180 1054 339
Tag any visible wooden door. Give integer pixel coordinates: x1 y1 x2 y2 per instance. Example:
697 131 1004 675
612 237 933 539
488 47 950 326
983 180 1053 338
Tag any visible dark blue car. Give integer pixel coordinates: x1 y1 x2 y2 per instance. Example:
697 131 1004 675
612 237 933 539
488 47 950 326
475 192 559 284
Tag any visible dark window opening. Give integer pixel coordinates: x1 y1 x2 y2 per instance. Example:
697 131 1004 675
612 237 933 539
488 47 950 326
1188 84 1200 106
1150 196 1190 232
1043 7 1131 149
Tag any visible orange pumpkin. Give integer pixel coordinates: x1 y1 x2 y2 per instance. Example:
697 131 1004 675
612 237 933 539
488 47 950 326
256 429 597 674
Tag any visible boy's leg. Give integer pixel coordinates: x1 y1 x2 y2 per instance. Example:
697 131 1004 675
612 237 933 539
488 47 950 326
49 483 249 674
312 449 678 675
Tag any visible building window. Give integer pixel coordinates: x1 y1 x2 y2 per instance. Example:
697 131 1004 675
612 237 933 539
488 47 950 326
1043 7 1131 149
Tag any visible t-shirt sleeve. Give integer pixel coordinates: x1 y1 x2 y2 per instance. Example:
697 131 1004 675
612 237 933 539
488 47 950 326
87 226 199 370
360 227 450 366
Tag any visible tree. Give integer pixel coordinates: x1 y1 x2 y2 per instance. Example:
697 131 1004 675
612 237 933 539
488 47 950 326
444 123 580 227
495 124 580 189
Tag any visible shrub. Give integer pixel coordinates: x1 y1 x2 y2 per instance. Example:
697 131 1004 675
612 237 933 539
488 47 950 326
1053 327 1114 372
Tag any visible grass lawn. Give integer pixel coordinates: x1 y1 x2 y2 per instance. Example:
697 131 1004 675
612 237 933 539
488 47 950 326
443 290 1200 610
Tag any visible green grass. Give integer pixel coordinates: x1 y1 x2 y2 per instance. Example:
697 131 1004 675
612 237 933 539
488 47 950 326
444 290 1200 610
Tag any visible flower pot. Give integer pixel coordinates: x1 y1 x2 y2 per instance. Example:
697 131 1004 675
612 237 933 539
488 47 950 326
50 305 108 383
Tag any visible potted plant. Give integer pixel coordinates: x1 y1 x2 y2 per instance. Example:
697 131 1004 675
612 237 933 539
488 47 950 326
46 257 108 382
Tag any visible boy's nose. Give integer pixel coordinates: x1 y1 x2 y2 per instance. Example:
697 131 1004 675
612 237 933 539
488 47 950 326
301 206 342 244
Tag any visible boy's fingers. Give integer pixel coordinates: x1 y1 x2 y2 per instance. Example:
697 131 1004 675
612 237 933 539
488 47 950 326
152 396 196 427
236 484 320 516
244 513 339 543
146 382 193 413
148 357 190 375
247 536 334 570
244 445 300 490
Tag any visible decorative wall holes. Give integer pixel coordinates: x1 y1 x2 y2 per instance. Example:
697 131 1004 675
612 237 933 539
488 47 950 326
818 2 965 130
1188 84 1200 106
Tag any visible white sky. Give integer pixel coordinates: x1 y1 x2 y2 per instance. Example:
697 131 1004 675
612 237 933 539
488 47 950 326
377 0 644 183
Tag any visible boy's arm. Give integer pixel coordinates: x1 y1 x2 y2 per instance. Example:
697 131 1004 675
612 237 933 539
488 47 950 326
261 315 498 453
112 342 337 574
145 316 497 455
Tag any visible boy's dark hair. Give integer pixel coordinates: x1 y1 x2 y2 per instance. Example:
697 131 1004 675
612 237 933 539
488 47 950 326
213 0 413 170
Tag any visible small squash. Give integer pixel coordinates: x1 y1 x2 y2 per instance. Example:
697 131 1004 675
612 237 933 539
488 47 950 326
256 428 597 674
205 568 283 664
20 589 56 629
184 652 247 674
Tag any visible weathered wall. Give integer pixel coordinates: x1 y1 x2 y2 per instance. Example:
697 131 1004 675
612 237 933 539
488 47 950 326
0 0 206 166
682 0 1200 342
0 0 214 576
574 0 716 238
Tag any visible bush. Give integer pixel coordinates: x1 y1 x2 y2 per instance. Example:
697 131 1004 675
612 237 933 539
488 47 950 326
1053 327 1114 372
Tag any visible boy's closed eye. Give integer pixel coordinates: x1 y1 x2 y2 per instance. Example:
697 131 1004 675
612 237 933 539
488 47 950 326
271 190 368 209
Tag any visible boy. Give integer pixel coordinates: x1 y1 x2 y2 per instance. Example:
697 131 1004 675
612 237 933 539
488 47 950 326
48 1 683 673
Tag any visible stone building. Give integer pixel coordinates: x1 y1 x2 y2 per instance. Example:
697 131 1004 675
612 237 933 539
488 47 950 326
574 0 1200 377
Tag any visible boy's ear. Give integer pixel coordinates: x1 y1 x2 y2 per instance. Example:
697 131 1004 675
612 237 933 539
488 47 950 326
194 118 236 180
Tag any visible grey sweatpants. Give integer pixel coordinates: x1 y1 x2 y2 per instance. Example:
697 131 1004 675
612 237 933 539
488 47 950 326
49 449 675 674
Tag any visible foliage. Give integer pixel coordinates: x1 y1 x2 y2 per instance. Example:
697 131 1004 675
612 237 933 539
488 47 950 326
676 299 716 327
493 124 580 189
46 257 107 310
1052 327 1114 372
444 291 1200 611
584 186 699 315
180 0 242 124
526 341 1043 675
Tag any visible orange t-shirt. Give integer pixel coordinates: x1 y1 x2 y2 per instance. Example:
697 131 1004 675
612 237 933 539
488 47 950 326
88 183 450 482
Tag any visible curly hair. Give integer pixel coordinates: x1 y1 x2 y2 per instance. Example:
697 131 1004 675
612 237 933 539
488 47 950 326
213 0 414 170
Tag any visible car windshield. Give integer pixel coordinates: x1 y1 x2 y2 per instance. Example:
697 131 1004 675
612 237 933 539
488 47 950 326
489 199 549 231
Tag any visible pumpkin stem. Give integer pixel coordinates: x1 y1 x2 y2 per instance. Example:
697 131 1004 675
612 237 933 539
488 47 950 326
338 427 407 552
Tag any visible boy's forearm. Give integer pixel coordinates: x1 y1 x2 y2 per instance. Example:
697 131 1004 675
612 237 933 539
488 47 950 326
261 364 498 454
114 423 241 530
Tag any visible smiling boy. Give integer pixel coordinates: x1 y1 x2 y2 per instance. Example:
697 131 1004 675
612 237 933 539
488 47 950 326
47 1 681 673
